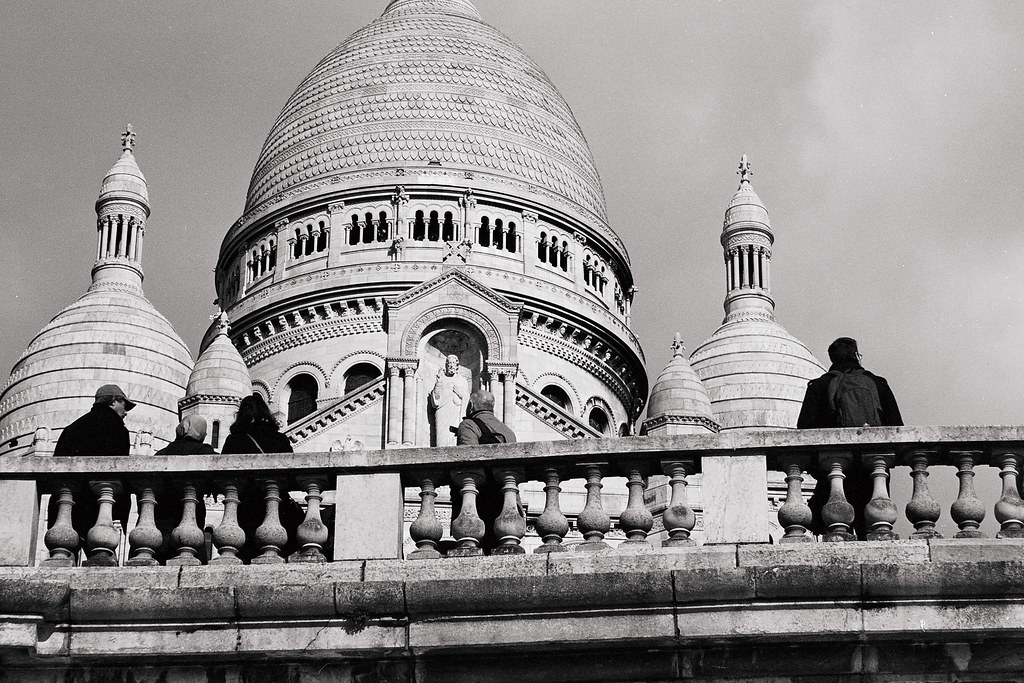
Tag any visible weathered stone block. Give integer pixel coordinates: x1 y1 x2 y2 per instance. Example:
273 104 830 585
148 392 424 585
863 561 1024 599
334 473 403 560
929 537 1024 563
701 454 769 544
753 563 861 599
335 580 405 616
0 578 69 620
70 586 235 622
364 554 545 582
0 480 39 566
738 540 929 567
235 582 335 618
548 544 736 574
673 567 756 604
237 621 406 655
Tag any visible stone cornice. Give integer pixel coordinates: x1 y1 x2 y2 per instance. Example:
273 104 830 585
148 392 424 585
516 384 602 440
286 378 387 445
640 414 721 435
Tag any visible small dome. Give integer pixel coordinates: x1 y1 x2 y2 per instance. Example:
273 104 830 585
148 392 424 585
689 318 825 431
98 127 149 210
723 156 769 237
185 314 251 400
0 283 193 451
645 335 716 430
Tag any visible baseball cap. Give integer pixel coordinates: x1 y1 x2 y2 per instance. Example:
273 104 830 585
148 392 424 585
95 384 137 411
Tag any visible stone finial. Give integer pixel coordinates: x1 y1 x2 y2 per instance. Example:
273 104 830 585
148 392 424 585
121 124 136 152
671 333 686 356
209 310 230 335
737 154 752 185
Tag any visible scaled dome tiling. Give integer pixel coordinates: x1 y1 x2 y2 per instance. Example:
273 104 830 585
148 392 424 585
0 284 193 448
689 319 825 431
244 0 608 222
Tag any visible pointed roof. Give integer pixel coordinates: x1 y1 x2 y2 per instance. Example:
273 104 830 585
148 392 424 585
643 334 717 432
723 153 770 240
97 124 149 211
184 312 251 401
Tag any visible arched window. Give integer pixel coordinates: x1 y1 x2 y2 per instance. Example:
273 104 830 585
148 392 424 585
427 211 440 241
479 217 491 247
287 374 319 424
344 363 383 395
560 241 569 271
211 420 221 449
268 241 277 270
413 210 425 241
377 211 389 242
363 213 374 244
442 212 455 241
549 236 558 265
588 407 610 435
505 222 517 252
541 385 571 412
316 221 328 252
492 219 503 248
349 214 360 245
538 231 548 262
294 228 303 258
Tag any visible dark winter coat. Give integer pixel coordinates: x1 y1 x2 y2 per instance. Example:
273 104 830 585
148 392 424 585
49 404 132 534
221 421 293 455
454 409 518 553
796 360 903 429
797 360 903 538
153 436 216 560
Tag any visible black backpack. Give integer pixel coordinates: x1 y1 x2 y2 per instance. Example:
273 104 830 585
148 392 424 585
471 416 507 444
828 368 883 427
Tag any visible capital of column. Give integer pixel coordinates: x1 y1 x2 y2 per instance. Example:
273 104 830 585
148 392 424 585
275 218 289 231
328 202 345 214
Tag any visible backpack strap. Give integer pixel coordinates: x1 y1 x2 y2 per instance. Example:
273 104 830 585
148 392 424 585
470 416 492 440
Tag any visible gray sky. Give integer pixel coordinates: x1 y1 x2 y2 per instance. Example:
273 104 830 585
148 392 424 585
2 1 1022 427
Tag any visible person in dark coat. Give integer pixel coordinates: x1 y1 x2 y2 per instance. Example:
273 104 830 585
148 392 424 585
47 384 136 545
454 390 518 553
798 338 903 539
153 415 216 563
221 394 297 560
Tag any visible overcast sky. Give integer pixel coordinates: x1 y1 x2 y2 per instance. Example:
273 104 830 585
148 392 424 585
1 1 1022 428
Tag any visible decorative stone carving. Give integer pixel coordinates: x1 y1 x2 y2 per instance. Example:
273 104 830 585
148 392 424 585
429 355 469 447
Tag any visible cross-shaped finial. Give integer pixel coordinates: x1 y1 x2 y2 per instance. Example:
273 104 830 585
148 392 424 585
671 332 686 356
737 154 752 183
121 124 136 152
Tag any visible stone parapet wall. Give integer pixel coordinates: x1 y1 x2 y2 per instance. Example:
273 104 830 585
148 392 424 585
4 543 1024 680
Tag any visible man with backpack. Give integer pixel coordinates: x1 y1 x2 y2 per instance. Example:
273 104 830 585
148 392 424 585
798 337 903 539
453 390 517 553
456 390 517 446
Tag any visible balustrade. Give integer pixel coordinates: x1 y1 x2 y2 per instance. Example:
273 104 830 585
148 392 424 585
8 430 1024 567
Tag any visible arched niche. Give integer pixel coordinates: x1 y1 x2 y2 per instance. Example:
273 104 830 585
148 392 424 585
418 318 490 447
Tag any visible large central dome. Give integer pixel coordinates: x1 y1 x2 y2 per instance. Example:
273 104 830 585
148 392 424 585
243 0 607 222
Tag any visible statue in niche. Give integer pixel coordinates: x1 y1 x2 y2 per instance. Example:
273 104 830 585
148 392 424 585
429 354 469 447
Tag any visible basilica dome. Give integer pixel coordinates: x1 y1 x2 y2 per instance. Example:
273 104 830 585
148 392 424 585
243 0 608 225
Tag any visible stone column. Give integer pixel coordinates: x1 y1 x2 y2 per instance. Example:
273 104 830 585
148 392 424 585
402 365 417 446
730 249 739 291
386 364 402 447
274 218 290 274
502 369 517 424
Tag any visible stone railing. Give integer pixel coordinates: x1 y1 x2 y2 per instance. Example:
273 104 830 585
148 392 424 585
1 426 1023 567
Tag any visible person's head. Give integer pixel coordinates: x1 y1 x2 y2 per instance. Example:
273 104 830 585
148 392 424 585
231 393 279 434
94 384 136 419
827 337 861 364
444 354 459 375
467 389 495 414
176 415 208 442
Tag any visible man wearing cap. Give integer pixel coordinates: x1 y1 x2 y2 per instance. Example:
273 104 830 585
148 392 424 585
48 384 136 538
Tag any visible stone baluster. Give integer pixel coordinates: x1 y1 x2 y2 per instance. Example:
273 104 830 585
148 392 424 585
905 450 942 539
127 480 163 566
491 468 527 555
290 477 329 562
618 464 653 551
950 450 986 539
251 479 288 564
43 486 80 566
167 482 205 566
408 472 444 559
994 451 1024 539
661 460 696 547
819 453 856 542
448 469 485 557
533 467 569 553
84 481 122 566
864 453 899 541
576 463 611 552
777 455 812 543
212 480 245 564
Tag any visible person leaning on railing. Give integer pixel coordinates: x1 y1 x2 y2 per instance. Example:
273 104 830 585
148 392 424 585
153 415 216 563
45 384 136 545
797 337 904 539
220 394 301 561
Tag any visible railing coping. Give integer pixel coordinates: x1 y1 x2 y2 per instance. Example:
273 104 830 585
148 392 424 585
1 426 1021 481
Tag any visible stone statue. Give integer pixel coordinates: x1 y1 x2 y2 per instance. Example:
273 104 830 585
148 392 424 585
429 354 469 447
